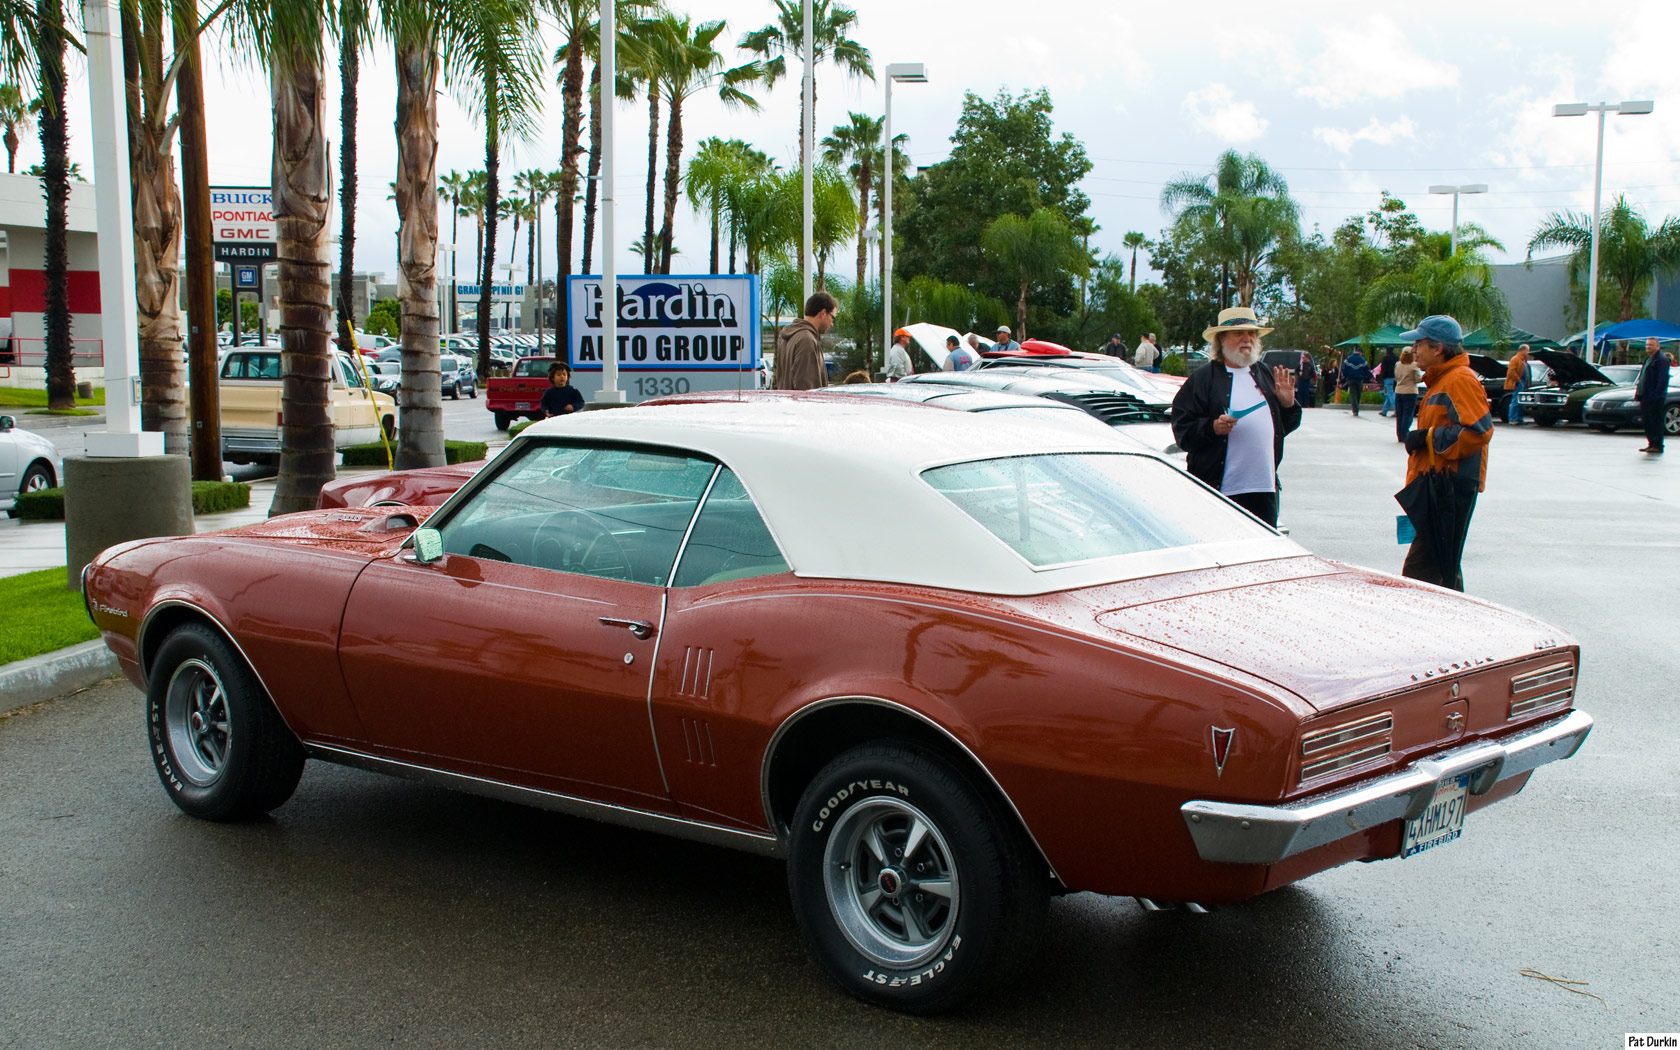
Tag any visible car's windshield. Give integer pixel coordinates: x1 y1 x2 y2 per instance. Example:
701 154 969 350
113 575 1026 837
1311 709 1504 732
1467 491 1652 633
1600 365 1640 385
513 357 557 377
923 453 1274 568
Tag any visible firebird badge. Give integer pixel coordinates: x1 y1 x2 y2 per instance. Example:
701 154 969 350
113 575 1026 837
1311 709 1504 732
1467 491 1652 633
1210 727 1236 777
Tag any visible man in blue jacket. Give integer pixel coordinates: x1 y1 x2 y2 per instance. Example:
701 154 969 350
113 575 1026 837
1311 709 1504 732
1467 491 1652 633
1341 349 1373 417
1638 336 1671 454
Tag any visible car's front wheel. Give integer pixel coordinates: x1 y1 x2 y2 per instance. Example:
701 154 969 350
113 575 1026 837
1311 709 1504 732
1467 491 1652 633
146 624 305 821
468 384 478 400
787 743 1046 1014
1531 414 1557 428
448 381 460 400
19 460 54 497
1665 404 1679 436
1592 423 1618 433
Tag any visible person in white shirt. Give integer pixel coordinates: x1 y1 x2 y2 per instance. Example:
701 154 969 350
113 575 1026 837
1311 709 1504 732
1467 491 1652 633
884 329 915 381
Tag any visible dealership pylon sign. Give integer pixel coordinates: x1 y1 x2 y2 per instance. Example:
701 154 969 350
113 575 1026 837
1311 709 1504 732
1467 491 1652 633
210 186 276 262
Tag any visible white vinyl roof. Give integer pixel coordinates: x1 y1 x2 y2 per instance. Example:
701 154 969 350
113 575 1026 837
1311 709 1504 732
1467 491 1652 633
523 398 1302 595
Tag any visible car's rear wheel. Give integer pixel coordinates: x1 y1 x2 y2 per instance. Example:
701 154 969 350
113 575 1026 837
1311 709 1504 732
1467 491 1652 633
787 743 1046 1014
448 381 460 400
494 411 512 430
468 384 478 400
19 461 54 496
1665 404 1679 436
1592 424 1618 433
146 624 305 821
1531 414 1557 428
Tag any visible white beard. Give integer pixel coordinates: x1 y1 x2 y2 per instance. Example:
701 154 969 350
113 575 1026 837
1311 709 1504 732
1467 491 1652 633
1222 344 1261 368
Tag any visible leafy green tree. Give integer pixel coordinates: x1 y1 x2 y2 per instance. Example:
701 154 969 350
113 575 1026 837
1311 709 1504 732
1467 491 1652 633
897 88 1092 337
365 297 401 336
1142 229 1221 350
1358 252 1510 333
981 207 1087 339
1527 195 1680 323
1160 150 1299 309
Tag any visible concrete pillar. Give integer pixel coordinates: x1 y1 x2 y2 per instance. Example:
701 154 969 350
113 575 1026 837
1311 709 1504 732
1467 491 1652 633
63 455 193 590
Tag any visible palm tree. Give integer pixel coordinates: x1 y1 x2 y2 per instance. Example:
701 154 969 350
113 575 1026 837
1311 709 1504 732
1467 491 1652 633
1358 252 1511 334
34 0 74 410
1160 150 1299 308
808 163 857 288
980 207 1088 339
1122 231 1145 292
574 4 644 277
1527 196 1680 322
821 112 881 310
716 142 772 274
686 136 750 274
0 82 35 172
648 14 761 274
739 0 872 270
228 0 340 514
458 171 488 277
337 0 371 342
1412 223 1503 263
449 0 543 379
437 169 471 331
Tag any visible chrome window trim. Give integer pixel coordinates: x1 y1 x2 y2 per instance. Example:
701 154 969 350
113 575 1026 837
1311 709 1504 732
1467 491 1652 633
1181 709 1593 865
760 695 1060 884
307 743 782 857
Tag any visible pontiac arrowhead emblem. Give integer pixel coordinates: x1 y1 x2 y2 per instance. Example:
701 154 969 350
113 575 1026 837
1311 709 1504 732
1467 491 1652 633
1210 727 1236 777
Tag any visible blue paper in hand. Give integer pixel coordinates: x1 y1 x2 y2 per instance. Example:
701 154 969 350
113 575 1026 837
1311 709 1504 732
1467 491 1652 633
1396 514 1416 545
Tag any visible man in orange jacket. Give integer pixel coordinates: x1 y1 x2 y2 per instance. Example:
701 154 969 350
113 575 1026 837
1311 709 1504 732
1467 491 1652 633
1399 315 1493 590
1503 343 1531 424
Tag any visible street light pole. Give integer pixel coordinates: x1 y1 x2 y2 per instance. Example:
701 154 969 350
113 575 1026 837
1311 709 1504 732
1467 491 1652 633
1427 183 1487 257
801 0 813 308
881 62 926 375
1553 99 1653 363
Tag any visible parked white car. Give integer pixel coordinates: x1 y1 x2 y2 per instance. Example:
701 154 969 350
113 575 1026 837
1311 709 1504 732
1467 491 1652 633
0 413 64 514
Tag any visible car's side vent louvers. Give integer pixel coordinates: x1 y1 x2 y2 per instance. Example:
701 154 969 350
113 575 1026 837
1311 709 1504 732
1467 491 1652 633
1509 662 1575 720
678 646 714 699
680 718 717 766
1300 713 1393 784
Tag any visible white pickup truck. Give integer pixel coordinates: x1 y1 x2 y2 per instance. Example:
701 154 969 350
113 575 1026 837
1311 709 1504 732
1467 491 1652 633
219 349 396 465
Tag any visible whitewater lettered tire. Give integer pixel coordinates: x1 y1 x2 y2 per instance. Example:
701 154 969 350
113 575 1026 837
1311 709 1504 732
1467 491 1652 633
787 743 1046 1014
146 623 305 821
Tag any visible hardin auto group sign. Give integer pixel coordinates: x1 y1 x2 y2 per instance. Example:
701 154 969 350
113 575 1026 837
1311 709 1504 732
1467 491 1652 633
564 274 761 400
210 186 276 262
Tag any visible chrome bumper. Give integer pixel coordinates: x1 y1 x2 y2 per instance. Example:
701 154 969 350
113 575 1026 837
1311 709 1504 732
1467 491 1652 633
1181 709 1593 865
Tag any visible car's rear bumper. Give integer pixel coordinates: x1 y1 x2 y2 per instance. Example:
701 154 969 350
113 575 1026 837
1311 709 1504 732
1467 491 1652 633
1180 709 1593 864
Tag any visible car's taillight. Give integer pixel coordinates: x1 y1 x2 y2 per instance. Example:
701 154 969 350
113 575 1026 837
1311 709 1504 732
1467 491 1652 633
1509 662 1574 719
1300 712 1393 785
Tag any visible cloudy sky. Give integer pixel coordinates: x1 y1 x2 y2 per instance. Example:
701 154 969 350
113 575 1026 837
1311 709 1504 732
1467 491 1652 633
36 0 1680 289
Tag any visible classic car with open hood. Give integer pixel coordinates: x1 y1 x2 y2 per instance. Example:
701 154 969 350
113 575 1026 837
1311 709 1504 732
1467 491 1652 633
1516 351 1640 427
83 397 1592 1014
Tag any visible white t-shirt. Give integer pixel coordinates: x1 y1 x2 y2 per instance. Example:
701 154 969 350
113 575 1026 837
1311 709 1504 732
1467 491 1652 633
1221 366 1276 496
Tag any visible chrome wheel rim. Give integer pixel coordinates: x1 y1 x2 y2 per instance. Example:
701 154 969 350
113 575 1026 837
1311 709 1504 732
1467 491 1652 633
823 798 959 969
164 659 230 786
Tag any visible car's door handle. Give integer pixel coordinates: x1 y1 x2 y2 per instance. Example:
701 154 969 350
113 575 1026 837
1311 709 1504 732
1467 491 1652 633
599 616 655 640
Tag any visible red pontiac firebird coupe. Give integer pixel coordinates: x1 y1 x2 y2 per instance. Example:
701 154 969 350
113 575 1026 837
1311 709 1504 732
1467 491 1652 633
83 398 1592 1013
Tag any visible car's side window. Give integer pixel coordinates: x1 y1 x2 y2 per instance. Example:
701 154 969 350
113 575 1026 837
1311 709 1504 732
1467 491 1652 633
671 469 789 587
438 443 716 586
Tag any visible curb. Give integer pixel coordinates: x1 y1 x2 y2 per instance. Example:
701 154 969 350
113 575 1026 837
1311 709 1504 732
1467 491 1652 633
0 640 120 715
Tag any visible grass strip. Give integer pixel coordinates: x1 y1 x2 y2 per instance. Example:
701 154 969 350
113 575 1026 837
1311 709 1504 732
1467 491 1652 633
0 568 99 665
0 387 105 408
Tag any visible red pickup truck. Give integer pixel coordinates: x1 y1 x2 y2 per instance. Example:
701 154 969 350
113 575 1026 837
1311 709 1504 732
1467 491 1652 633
486 356 557 430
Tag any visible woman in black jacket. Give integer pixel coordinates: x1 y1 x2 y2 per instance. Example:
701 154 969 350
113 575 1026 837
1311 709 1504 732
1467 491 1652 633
1170 307 1303 527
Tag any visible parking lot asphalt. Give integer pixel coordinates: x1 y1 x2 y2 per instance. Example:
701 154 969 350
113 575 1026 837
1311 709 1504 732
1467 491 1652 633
1 407 1675 1049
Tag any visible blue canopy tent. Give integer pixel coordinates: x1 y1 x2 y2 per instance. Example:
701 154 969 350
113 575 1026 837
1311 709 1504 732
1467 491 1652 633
1566 319 1680 364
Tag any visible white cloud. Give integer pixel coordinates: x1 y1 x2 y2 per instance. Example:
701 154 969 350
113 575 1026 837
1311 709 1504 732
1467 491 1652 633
1314 116 1420 154
1183 84 1269 142
1297 16 1460 108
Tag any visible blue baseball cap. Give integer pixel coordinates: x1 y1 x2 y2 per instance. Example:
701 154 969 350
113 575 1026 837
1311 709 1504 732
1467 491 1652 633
1397 315 1463 347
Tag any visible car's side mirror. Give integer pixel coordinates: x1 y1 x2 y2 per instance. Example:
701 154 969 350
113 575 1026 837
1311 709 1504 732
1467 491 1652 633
0 415 13 432
412 526 443 564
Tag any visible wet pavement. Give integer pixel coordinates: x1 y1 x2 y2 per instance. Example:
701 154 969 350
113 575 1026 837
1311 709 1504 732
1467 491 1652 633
1 407 1675 1048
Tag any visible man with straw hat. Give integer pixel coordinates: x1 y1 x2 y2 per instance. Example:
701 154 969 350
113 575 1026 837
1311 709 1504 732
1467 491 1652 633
1170 306 1301 526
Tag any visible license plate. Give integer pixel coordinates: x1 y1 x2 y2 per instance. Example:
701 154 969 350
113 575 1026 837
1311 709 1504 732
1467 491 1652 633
515 402 529 409
1402 774 1468 858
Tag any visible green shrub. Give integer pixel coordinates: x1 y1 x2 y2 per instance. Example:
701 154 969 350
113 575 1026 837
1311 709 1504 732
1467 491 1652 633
507 419 537 438
1160 353 1188 377
192 481 251 514
339 439 487 467
13 487 65 520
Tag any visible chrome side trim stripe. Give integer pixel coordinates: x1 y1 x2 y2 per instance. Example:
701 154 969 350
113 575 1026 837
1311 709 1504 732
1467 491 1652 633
1181 709 1593 865
307 743 783 858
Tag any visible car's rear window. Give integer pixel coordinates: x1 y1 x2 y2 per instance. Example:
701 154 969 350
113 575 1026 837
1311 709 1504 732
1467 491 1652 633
922 453 1273 568
513 357 557 377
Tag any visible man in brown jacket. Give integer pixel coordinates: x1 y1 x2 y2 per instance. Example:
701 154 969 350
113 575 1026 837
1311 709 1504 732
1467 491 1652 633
1503 343 1530 424
772 291 837 390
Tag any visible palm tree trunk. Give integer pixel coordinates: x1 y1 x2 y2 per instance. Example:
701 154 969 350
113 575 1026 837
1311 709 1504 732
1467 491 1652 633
449 203 460 332
1017 278 1028 339
708 208 718 274
855 163 869 370
337 5 359 339
581 62 601 275
127 0 187 454
37 0 74 411
268 47 338 515
643 89 658 274
1129 246 1137 292
477 95 500 381
3 126 16 173
393 40 443 470
658 95 683 274
175 0 220 481
556 41 584 335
